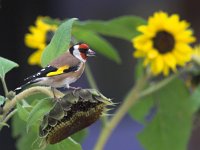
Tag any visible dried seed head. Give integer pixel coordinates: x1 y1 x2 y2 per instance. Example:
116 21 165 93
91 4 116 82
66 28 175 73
39 89 113 144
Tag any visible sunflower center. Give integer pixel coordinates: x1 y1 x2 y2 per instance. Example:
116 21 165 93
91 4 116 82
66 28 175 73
153 31 175 54
45 30 55 44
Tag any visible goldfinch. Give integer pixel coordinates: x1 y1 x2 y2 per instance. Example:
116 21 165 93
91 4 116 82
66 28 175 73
15 43 95 93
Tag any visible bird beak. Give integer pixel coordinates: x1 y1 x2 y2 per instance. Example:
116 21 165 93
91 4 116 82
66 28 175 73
86 49 96 57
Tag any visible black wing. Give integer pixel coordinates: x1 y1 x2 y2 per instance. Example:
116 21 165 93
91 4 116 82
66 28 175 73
24 65 57 81
25 65 79 81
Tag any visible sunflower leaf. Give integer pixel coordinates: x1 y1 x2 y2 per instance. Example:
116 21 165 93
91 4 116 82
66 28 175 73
73 28 121 63
16 127 38 150
26 99 53 132
75 16 146 41
71 129 88 143
138 79 193 150
0 57 18 78
17 103 30 122
0 122 9 128
189 85 200 112
128 95 154 124
12 113 27 138
0 95 5 105
46 138 82 150
41 18 78 67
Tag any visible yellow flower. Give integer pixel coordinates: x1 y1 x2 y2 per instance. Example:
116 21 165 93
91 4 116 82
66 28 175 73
133 11 196 76
25 16 57 65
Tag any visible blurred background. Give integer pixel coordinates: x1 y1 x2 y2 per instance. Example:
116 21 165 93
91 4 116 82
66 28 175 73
0 0 200 149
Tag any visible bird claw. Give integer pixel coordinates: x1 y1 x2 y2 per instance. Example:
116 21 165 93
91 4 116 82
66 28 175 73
61 86 82 92
69 86 82 90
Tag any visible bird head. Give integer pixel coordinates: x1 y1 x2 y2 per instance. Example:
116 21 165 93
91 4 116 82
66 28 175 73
69 43 95 62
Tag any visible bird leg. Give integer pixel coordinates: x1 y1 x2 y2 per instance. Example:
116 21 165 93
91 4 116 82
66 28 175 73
51 87 57 100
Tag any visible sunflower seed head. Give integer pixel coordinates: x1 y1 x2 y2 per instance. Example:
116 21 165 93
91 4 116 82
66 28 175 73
39 89 114 144
49 103 65 120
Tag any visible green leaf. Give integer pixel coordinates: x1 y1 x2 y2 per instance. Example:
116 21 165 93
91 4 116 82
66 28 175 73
12 113 27 138
0 57 18 78
26 99 53 131
71 129 88 143
134 59 144 81
16 127 38 150
0 122 9 128
17 103 30 122
138 79 193 150
42 17 61 26
189 85 200 112
46 138 82 150
41 18 78 67
73 28 121 63
129 95 154 124
17 132 82 150
0 95 5 105
75 16 146 41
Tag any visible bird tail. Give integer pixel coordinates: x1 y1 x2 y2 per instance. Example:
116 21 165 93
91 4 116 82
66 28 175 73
14 80 38 94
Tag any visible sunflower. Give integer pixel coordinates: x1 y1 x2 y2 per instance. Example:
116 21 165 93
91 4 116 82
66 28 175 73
133 11 196 76
25 16 57 65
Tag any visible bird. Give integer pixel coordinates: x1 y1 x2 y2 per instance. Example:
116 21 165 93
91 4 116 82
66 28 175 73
15 43 95 97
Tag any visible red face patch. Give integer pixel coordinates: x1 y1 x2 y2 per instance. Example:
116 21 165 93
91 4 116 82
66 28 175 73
80 52 87 60
79 43 89 50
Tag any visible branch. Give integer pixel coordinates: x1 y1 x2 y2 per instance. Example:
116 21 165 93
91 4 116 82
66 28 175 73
1 77 8 96
2 86 63 121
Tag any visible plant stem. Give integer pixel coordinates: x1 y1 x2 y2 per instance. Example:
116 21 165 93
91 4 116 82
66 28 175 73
85 64 98 90
85 64 108 126
140 73 177 98
1 86 62 122
94 75 149 150
0 109 17 131
1 77 8 96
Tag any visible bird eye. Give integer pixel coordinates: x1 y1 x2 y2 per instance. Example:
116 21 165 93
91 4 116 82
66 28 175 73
79 48 88 53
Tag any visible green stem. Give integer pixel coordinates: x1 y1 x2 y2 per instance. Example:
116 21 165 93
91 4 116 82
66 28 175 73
140 73 177 98
1 86 57 123
1 77 8 96
85 64 108 126
0 109 17 131
85 64 98 90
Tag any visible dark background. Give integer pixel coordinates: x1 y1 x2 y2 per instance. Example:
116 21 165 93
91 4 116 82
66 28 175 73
0 0 200 150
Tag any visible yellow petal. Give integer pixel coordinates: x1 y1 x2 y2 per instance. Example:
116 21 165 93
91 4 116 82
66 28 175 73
175 30 196 43
151 55 164 75
143 58 150 66
28 50 42 65
133 36 152 52
173 51 190 66
175 43 193 54
133 51 145 58
163 53 176 70
147 49 158 59
163 65 170 76
137 25 155 37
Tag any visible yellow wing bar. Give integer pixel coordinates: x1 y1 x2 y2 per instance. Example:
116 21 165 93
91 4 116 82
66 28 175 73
46 65 69 77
